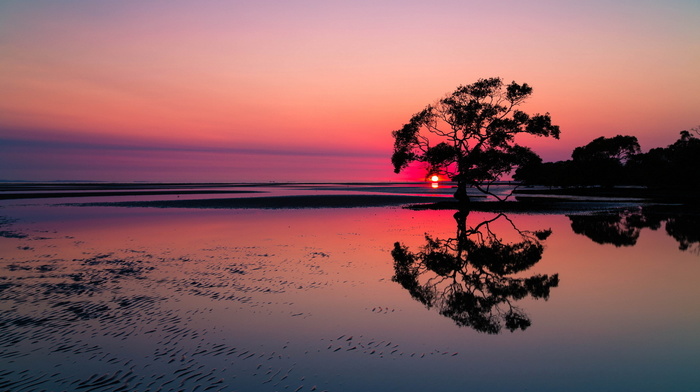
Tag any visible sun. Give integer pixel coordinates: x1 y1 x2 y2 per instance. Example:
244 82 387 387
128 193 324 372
430 175 439 182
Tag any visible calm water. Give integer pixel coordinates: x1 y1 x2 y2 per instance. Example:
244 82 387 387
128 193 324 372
1 185 698 391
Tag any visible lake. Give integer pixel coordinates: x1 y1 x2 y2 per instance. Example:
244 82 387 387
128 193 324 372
1 183 698 391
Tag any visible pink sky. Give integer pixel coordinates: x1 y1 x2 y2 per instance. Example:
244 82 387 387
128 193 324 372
1 0 698 182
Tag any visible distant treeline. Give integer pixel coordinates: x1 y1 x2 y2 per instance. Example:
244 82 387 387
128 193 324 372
515 129 700 190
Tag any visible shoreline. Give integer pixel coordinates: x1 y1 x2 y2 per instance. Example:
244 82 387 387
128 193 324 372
0 189 262 200
68 194 449 209
2 182 697 213
67 195 690 215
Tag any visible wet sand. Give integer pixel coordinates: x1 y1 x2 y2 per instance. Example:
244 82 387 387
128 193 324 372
0 205 473 391
73 194 449 209
2 182 674 212
0 182 266 200
0 190 262 200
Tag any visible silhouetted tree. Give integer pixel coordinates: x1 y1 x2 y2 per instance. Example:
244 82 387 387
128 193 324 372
392 77 560 203
571 135 641 186
391 210 558 333
519 130 700 191
571 135 641 163
517 135 640 187
515 157 579 187
629 129 700 190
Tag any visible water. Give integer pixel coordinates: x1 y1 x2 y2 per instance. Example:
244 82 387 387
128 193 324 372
1 184 698 391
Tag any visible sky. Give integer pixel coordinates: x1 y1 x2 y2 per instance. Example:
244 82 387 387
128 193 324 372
1 0 698 182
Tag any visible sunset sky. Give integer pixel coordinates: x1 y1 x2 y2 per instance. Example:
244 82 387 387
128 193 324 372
1 0 698 182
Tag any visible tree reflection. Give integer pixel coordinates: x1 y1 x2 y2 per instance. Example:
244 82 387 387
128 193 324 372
391 210 559 334
568 207 700 253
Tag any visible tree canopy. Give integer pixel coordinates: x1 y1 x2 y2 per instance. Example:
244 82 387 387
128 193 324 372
392 77 560 203
571 135 641 162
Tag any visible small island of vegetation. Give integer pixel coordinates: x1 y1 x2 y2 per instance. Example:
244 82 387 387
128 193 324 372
514 128 700 199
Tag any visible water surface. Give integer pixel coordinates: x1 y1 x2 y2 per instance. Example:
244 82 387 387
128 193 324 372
1 184 698 391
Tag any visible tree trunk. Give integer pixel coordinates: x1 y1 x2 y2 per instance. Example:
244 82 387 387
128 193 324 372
454 179 470 204
454 157 471 205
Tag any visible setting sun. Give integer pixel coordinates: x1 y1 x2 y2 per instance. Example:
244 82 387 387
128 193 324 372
430 175 439 182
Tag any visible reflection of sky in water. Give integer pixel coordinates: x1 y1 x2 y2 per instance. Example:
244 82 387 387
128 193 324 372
0 195 698 391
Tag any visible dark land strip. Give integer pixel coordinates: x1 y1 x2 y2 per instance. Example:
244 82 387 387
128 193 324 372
70 195 450 209
514 187 699 205
405 198 700 215
0 182 270 191
67 193 691 214
0 190 262 200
